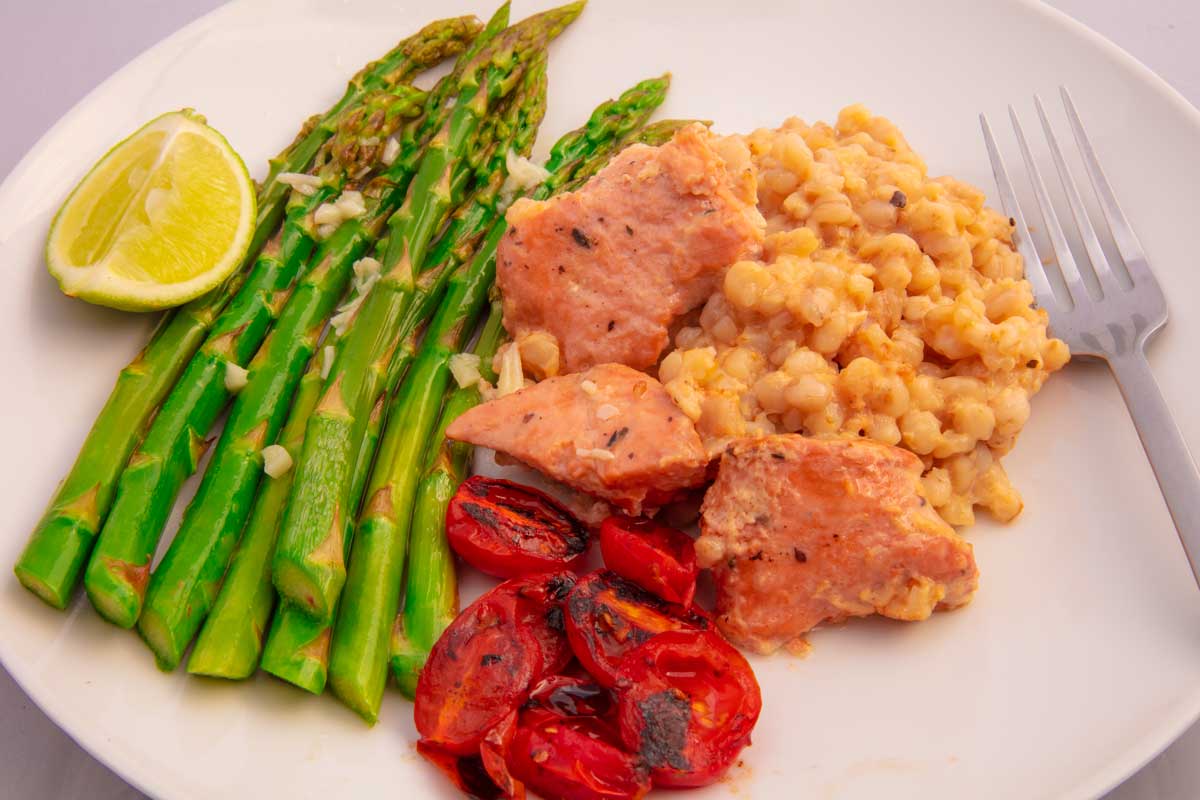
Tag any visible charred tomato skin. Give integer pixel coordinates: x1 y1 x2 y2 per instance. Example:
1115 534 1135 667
506 710 651 800
447 476 590 578
599 515 699 606
564 569 711 688
615 629 762 788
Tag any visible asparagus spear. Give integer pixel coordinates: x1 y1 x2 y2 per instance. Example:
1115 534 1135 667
13 21 479 611
183 106 506 678
133 123 459 666
326 71 667 723
256 60 547 697
184 353 324 680
80 22 477 628
136 92 496 671
81 81 433 632
389 301 505 697
273 49 548 622
272 2 582 624
187 4 518 686
132 10 532 667
259 397 385 693
250 132 515 693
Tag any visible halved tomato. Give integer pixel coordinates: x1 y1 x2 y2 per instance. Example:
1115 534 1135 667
447 476 590 578
599 516 698 606
564 570 711 687
615 629 761 788
507 710 651 800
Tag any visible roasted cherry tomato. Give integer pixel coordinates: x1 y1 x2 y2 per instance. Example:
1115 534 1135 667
447 476 590 578
414 587 539 755
507 710 651 800
527 673 614 719
564 570 711 687
615 629 761 788
599 515 699 606
416 739 506 800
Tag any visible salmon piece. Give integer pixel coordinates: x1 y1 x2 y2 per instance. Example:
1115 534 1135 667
697 435 978 654
498 123 764 373
446 364 709 515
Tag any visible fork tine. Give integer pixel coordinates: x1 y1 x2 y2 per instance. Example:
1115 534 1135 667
979 113 1058 310
1008 104 1091 309
1033 94 1123 297
1060 86 1158 290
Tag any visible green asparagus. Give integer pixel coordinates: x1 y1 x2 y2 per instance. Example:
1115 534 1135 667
251 144 517 694
134 137 449 666
389 301 505 697
272 2 581 624
257 37 548 699
253 46 532 696
127 7 510 657
259 397 385 694
83 81 433 631
184 352 324 679
14 19 479 610
133 8 530 668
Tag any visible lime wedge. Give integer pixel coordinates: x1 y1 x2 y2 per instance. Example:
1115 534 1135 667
46 109 255 311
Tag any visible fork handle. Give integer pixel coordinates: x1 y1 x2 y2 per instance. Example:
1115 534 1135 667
1109 348 1200 588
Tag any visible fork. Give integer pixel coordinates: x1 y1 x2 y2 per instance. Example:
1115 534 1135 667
981 88 1200 588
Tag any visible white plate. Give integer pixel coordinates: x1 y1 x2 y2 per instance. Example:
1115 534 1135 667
2 0 1200 797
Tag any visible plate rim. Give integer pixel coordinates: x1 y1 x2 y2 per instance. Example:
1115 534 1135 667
2 1 1199 798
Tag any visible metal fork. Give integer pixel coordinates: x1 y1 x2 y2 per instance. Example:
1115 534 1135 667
981 88 1200 588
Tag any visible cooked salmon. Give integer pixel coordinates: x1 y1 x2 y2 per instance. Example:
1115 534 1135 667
446 364 709 515
697 434 978 654
497 123 764 373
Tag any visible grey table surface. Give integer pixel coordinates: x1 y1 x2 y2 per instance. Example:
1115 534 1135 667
1 1 1198 798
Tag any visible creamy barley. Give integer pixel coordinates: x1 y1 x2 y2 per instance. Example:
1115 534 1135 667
659 106 1069 527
